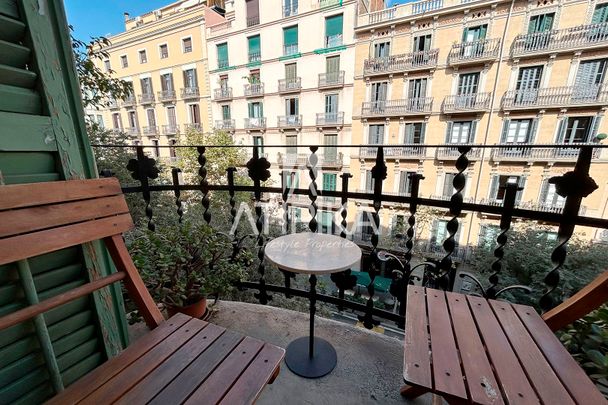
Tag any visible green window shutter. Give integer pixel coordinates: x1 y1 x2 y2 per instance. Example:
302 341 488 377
529 118 539 143
470 120 478 142
248 35 261 55
325 14 343 38
322 173 337 191
593 4 608 24
445 121 454 143
489 176 499 199
420 123 427 143
590 115 601 139
500 119 510 143
217 43 228 66
283 26 298 47
461 27 469 42
555 118 567 143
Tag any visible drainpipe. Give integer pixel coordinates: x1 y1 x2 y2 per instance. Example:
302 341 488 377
463 0 516 249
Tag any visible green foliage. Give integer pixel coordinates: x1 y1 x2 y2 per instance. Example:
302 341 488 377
468 223 608 308
558 305 608 397
128 221 252 307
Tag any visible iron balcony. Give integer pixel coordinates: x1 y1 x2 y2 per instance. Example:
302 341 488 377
363 49 439 76
121 95 136 107
361 98 433 117
277 152 343 168
213 87 232 101
502 85 608 110
138 93 155 105
435 147 482 160
359 145 426 159
318 71 345 88
278 77 302 93
512 22 608 57
447 38 500 66
215 119 235 131
142 126 159 136
158 90 176 102
244 83 264 98
181 87 200 99
244 117 267 130
162 125 179 135
442 93 491 113
277 115 302 129
316 112 344 127
491 145 601 162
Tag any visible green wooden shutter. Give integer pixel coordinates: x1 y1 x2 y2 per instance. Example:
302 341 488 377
420 123 427 143
283 25 298 47
248 35 261 55
590 115 601 140
0 0 128 402
445 121 454 143
500 119 510 143
489 176 499 199
529 118 539 143
470 120 478 142
555 118 567 143
325 14 343 38
592 4 608 24
217 43 228 66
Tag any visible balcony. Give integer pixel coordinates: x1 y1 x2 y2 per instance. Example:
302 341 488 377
107 98 119 109
277 115 302 129
283 4 298 17
244 83 264 98
283 44 299 57
158 90 176 102
244 117 267 130
361 98 433 117
318 71 345 88
121 95 136 107
277 152 344 169
184 123 202 132
278 77 301 93
363 49 439 76
213 87 232 101
316 112 344 127
491 144 600 162
248 51 261 63
125 127 139 137
447 38 500 66
215 119 235 131
442 93 491 113
435 146 482 160
359 145 426 159
502 85 608 110
162 124 179 135
246 15 259 27
138 93 155 105
142 126 159 136
512 22 608 58
181 86 200 99
319 0 342 8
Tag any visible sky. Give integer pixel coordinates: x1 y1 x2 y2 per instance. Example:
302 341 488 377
64 0 171 40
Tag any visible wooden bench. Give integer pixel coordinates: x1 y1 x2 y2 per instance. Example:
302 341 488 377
0 178 284 404
402 285 606 404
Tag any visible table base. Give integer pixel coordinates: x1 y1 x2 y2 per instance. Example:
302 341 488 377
285 336 337 378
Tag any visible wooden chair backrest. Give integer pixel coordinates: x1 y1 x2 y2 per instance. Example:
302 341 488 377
0 178 164 331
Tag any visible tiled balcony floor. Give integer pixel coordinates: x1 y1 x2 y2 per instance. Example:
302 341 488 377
129 301 436 404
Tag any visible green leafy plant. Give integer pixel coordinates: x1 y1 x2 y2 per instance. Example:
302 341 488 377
558 305 608 397
128 221 252 307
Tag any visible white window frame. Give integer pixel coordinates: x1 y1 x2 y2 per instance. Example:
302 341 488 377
158 42 169 59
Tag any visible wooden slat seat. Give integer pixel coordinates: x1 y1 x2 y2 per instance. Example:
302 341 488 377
0 179 285 404
402 286 606 405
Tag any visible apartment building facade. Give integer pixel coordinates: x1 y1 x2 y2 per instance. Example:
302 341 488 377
351 0 608 253
94 0 223 158
205 0 358 229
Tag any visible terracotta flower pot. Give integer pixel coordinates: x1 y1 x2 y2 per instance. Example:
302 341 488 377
166 297 207 319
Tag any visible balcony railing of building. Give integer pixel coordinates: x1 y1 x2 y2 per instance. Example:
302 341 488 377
214 87 233 100
360 145 426 159
442 93 491 113
325 34 343 48
125 127 139 137
215 119 235 131
246 15 259 27
244 117 267 130
316 112 344 126
162 124 179 135
184 123 202 132
502 85 608 110
277 152 344 168
248 51 261 63
357 0 448 26
369 7 397 24
121 95 136 107
283 44 299 56
363 49 439 76
278 77 302 93
139 93 155 104
512 22 608 57
436 146 482 160
318 71 345 88
181 86 200 99
319 0 342 8
93 142 607 330
278 115 302 128
491 144 602 162
447 38 501 65
361 98 433 117
142 126 158 136
107 98 119 109
283 4 298 17
244 83 264 97
158 90 176 102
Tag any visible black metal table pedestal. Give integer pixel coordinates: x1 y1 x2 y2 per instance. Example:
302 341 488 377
284 274 337 378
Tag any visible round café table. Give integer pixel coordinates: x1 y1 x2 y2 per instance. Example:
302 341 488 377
264 232 362 378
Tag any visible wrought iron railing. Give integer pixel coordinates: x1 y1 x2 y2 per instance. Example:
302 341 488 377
139 93 155 104
184 123 202 132
158 90 176 102
502 85 608 110
121 95 136 107
436 146 482 160
361 98 433 116
359 145 426 159
125 127 139 136
213 87 232 100
447 38 500 64
93 143 607 330
244 117 267 129
278 77 301 93
283 44 299 56
215 119 235 130
318 71 345 88
512 22 608 57
491 144 601 161
246 15 259 27
181 87 200 99
248 51 261 63
244 83 264 97
142 126 158 136
363 49 439 75
316 112 344 126
278 115 302 128
162 125 179 135
277 152 344 168
442 93 491 112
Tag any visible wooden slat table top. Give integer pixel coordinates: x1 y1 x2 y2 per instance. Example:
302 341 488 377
404 287 604 405
47 314 285 405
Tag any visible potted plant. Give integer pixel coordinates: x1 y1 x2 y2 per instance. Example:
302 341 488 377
129 221 251 318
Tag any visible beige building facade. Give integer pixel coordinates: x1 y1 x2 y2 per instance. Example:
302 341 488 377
94 0 224 158
351 0 608 253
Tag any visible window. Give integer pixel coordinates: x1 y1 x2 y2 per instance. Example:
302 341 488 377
182 37 192 53
404 122 425 144
489 175 525 204
528 13 554 34
152 139 160 158
146 109 156 127
286 135 297 155
127 111 138 129
139 50 147 63
515 66 543 103
324 14 343 48
442 173 457 198
285 97 299 117
457 72 480 96
359 211 375 242
370 81 388 104
169 139 177 158
253 136 264 155
319 211 334 234
399 171 416 196
408 78 427 99
364 170 375 192
413 34 432 52
368 124 384 144
221 105 231 120
120 55 128 68
325 55 340 83
284 0 298 17
112 113 122 130
248 102 263 118
324 134 338 162
217 43 229 68
461 25 488 57
104 59 111 72
284 171 299 189
246 0 260 26
183 68 198 90
478 225 500 250
167 106 177 127
322 173 337 204
160 73 174 92
431 220 461 249
140 77 153 95
556 116 599 144
501 119 536 143
540 180 565 209
325 93 338 115
573 59 607 100
283 26 298 55
96 115 104 128
248 35 261 62
373 41 390 58
189 104 201 124
159 44 169 59
446 121 476 143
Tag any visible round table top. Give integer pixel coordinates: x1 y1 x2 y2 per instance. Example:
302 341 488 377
264 233 362 275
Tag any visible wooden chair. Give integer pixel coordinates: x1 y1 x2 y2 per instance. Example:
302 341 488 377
0 178 285 404
401 280 607 404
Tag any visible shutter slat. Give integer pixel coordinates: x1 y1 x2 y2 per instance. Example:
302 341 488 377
0 83 42 115
0 0 19 19
0 64 37 88
0 13 25 42
0 39 30 68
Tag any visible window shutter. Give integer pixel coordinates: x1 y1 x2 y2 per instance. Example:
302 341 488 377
420 122 427 143
430 220 438 245
248 35 261 55
445 121 454 143
529 118 539 143
555 118 567 143
592 4 608 24
516 177 526 204
590 115 601 140
489 176 499 199
283 26 298 47
500 119 510 143
539 179 549 204
470 120 478 143
405 124 413 143
461 27 469 42
325 14 343 38
217 43 228 65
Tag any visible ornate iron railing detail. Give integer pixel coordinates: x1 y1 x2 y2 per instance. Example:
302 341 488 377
197 147 211 225
307 147 319 233
171 168 184 224
127 146 159 231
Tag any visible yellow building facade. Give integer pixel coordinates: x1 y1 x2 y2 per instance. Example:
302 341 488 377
351 0 608 253
93 0 224 158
